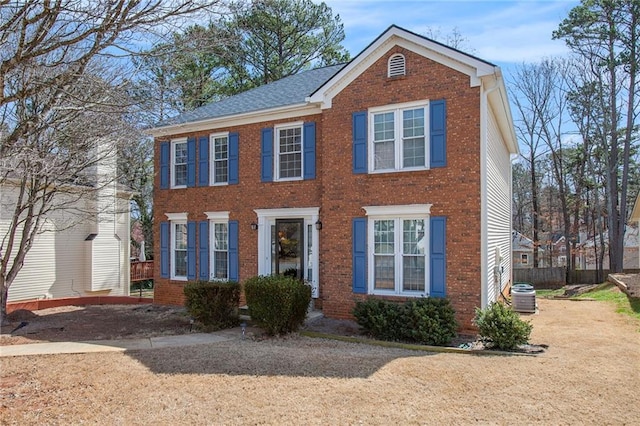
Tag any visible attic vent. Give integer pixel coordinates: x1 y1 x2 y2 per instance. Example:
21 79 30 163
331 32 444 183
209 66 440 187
388 54 406 77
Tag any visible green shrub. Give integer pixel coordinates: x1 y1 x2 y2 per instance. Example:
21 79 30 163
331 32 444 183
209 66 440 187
183 281 240 330
473 302 533 350
399 298 458 346
244 275 312 335
353 297 458 346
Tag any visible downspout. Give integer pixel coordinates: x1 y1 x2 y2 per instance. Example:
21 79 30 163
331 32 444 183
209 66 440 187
480 71 502 309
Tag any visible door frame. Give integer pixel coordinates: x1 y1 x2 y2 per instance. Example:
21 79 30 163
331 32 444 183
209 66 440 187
254 207 320 298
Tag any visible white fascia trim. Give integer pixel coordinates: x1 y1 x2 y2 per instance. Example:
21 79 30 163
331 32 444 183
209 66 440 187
483 74 519 155
363 204 432 216
254 207 320 219
308 28 497 108
147 103 321 138
165 212 188 221
204 211 230 221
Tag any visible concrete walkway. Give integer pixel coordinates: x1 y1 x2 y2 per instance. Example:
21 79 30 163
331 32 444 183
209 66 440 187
0 330 240 358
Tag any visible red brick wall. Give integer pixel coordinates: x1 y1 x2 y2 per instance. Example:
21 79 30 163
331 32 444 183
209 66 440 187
318 47 482 328
153 114 324 306
153 47 483 329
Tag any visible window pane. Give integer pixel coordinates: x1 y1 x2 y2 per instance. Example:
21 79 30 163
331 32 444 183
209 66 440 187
175 142 187 164
403 137 425 168
374 112 394 141
174 142 187 186
174 250 187 277
213 252 228 279
174 164 187 186
374 220 394 254
214 223 228 250
175 223 187 250
403 219 425 254
214 137 228 183
279 127 302 178
402 256 425 291
374 140 395 170
403 108 425 138
374 255 395 290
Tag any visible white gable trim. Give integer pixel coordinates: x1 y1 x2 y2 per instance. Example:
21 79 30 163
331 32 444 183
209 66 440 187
307 27 498 109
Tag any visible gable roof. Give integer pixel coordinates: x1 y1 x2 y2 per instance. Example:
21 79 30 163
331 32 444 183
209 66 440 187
149 64 343 135
631 193 640 222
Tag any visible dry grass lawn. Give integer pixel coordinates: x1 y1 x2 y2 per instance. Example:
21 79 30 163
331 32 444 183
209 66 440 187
1 297 639 424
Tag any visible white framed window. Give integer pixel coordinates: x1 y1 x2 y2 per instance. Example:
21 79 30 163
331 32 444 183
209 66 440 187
369 101 428 172
171 138 188 188
205 211 230 281
364 204 431 296
275 122 303 181
388 53 406 77
521 253 529 265
210 222 229 280
210 133 229 185
171 221 188 280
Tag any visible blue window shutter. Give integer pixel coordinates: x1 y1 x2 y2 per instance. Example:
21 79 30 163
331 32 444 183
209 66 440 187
187 221 196 280
198 136 209 186
303 122 316 180
159 142 170 189
261 128 273 182
352 111 367 173
430 99 447 168
160 222 169 278
199 221 209 280
430 216 447 297
228 220 239 281
229 132 239 184
352 218 367 294
187 136 196 187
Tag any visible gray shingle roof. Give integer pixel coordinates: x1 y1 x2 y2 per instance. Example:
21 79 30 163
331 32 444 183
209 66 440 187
156 64 345 127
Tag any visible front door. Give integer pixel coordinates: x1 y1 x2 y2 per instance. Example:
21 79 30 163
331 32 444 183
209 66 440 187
273 219 304 280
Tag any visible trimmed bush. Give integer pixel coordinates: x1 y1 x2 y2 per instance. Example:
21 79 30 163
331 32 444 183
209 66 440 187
184 281 240 330
353 297 458 346
244 275 312 335
473 302 533 350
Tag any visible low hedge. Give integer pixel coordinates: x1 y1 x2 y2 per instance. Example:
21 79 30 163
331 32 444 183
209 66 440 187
473 302 532 350
183 281 240 330
353 297 458 346
244 275 311 335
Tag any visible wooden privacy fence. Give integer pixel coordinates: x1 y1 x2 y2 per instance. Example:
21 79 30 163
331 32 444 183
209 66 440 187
514 267 640 288
131 260 154 282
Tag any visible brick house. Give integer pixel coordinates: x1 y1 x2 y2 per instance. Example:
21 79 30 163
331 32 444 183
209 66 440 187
149 25 517 329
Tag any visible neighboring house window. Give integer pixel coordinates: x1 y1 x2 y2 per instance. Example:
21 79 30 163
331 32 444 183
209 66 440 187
276 123 303 180
211 133 229 184
388 53 406 77
521 253 529 265
172 139 188 188
211 222 229 280
172 221 188 279
370 101 428 172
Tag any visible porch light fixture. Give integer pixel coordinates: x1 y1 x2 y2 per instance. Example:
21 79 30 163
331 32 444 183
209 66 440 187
315 220 322 230
250 222 258 230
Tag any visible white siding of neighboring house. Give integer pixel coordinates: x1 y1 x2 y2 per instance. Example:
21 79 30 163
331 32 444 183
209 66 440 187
1 142 130 302
483 106 512 307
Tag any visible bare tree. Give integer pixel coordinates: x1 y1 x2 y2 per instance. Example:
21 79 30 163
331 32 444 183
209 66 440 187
0 0 220 324
554 0 640 272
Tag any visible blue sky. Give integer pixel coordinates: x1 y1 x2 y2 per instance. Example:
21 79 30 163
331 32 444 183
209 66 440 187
324 0 580 71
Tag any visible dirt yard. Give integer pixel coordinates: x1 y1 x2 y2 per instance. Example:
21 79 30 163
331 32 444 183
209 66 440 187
1 296 639 424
